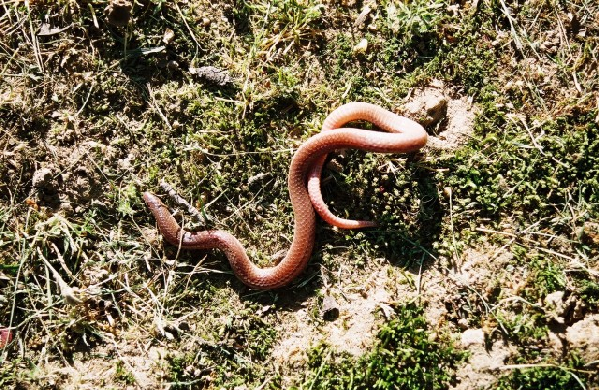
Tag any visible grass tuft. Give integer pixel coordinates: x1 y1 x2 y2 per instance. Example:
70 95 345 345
297 303 466 390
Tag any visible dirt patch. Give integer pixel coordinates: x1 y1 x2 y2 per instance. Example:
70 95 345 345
565 314 599 362
452 340 513 390
272 244 522 390
42 343 169 389
414 247 516 390
272 264 418 373
1 1 597 388
401 82 478 151
272 246 517 388
431 96 478 150
27 142 112 215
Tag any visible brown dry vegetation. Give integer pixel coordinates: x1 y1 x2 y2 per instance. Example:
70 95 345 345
1 0 598 389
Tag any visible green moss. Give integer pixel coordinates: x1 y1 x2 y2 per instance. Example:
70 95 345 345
296 303 466 390
165 308 278 389
579 280 599 306
1 0 598 388
494 354 596 390
114 361 136 385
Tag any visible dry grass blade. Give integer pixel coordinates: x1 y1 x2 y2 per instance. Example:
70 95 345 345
0 0 598 388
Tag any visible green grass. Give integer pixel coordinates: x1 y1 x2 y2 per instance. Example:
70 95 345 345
495 354 595 390
164 305 279 388
296 303 466 390
0 0 598 388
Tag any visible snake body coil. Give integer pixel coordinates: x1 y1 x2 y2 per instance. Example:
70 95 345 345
144 103 427 289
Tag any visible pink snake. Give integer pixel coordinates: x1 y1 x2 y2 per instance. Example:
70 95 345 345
144 102 427 289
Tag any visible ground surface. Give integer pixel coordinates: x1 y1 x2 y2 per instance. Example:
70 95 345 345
1 0 598 389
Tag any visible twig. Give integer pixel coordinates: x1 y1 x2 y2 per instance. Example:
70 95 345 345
37 247 82 305
535 246 576 261
475 227 517 238
146 83 172 130
27 6 44 72
447 187 461 270
497 0 524 53
173 1 202 61
490 296 542 311
48 242 77 282
75 82 94 117
182 143 294 158
416 252 425 296
159 181 206 225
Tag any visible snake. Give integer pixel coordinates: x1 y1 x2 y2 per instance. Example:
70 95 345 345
143 102 427 289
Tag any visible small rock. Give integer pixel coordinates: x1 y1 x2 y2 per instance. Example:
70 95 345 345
545 290 570 320
166 60 179 70
428 332 438 343
256 305 272 317
553 316 566 325
321 293 339 321
545 291 585 323
404 88 448 127
162 28 175 44
353 38 368 54
545 291 565 308
32 167 54 189
424 95 448 125
562 294 582 320
379 303 395 320
461 328 484 347
547 331 566 353
566 314 599 362
117 155 133 171
31 167 61 207
581 222 599 246
104 0 132 27
189 66 232 86
178 321 191 332
457 318 469 330
354 5 372 27
571 300 586 320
